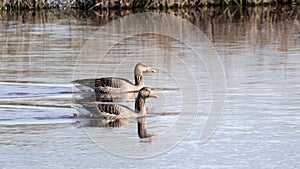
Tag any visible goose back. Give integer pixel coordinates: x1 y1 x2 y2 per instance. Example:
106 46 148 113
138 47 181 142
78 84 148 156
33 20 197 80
97 104 138 120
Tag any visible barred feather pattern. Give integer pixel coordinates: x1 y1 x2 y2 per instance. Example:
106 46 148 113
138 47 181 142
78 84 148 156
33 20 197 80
97 104 138 120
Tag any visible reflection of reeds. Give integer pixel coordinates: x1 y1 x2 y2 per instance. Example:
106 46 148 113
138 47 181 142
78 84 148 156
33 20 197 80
0 6 299 51
0 6 298 83
0 0 298 10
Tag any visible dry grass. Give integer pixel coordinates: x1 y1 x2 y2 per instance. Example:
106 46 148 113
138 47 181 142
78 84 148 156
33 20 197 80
0 0 297 10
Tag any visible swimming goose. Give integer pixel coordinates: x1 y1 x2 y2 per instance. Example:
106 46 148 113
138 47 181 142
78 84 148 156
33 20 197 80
72 63 156 94
100 87 158 120
79 87 158 121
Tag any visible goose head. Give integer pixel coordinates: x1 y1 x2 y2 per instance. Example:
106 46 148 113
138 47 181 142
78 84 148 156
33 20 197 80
134 63 156 86
138 87 159 99
135 87 158 113
134 63 156 74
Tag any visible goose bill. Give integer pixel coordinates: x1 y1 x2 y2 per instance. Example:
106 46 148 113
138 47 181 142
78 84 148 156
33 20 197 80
149 93 159 98
146 68 156 73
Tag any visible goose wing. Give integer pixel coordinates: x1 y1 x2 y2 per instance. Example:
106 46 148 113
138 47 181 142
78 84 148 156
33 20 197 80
95 77 133 88
97 104 137 120
72 78 133 88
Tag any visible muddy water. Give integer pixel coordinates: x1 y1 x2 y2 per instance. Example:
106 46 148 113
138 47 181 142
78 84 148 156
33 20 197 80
0 6 300 168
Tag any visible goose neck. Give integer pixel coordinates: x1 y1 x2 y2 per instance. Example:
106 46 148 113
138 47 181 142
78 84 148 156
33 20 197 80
134 72 144 86
135 96 146 115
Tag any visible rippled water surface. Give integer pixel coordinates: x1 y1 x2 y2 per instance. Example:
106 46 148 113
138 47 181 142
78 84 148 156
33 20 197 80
0 7 300 168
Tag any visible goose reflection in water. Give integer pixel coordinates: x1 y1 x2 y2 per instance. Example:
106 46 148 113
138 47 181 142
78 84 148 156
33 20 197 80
78 115 153 139
137 117 154 138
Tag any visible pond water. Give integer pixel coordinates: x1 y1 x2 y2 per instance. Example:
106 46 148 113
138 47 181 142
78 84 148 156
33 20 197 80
0 6 300 168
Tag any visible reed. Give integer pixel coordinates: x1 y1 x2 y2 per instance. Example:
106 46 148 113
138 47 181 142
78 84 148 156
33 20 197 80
1 0 58 9
0 0 298 10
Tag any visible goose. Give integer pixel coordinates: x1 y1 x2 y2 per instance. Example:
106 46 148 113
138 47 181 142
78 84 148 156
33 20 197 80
72 63 156 94
79 87 158 121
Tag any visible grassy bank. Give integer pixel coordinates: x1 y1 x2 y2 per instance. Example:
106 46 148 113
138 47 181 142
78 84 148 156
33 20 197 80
1 0 299 10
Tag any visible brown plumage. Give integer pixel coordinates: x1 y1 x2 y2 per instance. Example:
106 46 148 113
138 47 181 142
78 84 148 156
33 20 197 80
80 87 158 121
72 63 156 94
137 117 154 138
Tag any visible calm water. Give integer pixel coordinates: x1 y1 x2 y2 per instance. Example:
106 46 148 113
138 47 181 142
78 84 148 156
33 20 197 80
0 6 300 168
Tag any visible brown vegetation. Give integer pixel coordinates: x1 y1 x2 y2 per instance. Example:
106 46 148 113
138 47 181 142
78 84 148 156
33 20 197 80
0 0 298 10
